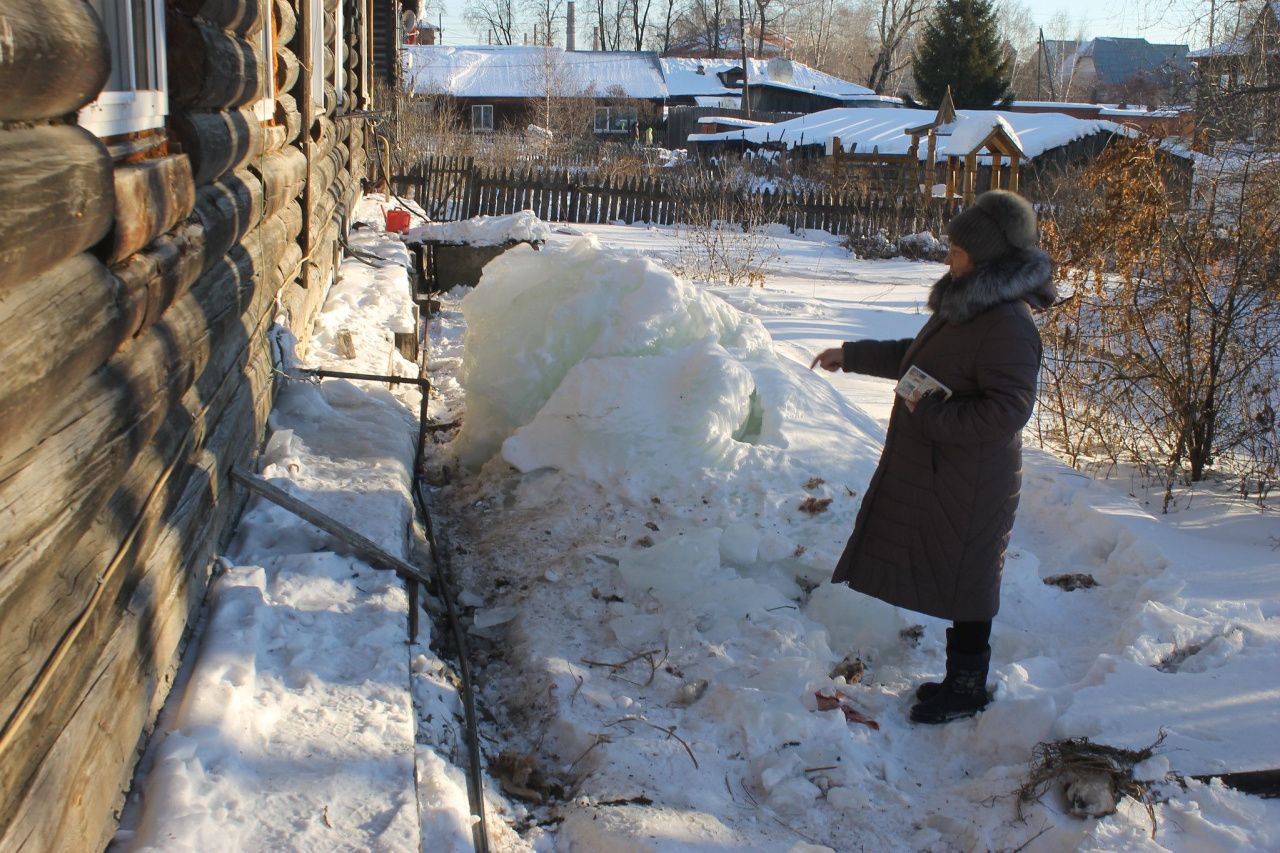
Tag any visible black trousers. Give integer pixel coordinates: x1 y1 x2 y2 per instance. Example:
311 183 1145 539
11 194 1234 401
951 620 991 654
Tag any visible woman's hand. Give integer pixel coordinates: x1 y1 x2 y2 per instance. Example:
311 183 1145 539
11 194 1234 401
810 348 844 372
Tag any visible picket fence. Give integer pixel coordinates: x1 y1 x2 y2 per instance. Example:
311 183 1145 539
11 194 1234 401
391 155 962 240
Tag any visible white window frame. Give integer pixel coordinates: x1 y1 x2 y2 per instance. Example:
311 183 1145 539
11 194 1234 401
471 104 494 132
334 0 345 107
254 0 276 121
310 0 325 108
79 0 169 138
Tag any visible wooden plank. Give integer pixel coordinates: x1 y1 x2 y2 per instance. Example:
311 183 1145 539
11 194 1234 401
171 108 266 186
0 0 109 122
0 124 114 288
167 12 262 110
103 154 198 264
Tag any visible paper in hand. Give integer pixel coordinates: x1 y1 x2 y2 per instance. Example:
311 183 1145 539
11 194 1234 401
895 365 952 401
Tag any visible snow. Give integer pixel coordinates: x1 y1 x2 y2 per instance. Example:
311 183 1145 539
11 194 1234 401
120 207 1280 851
695 106 1138 160
937 114 1024 157
659 56 873 99
404 45 667 100
403 210 551 246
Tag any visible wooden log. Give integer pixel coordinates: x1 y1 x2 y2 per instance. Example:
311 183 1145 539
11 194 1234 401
103 155 197 264
0 125 114 288
0 225 289 733
254 146 308 218
192 168 265 274
0 255 128 463
166 13 261 110
0 341 275 850
276 92 302 143
0 229 265 562
0 0 110 122
112 221 206 342
172 0 264 36
275 45 301 94
275 0 298 45
170 108 266 186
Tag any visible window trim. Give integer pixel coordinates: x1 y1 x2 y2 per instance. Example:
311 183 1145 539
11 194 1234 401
253 0 276 122
310 0 325 108
595 105 637 134
471 104 494 132
334 0 345 107
79 0 169 138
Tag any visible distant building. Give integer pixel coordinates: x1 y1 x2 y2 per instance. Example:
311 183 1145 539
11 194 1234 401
1035 37 1192 105
1189 1 1280 141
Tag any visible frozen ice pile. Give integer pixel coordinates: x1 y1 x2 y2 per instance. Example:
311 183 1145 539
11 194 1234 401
452 235 885 508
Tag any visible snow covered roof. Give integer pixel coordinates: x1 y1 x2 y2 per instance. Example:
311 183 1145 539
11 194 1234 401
659 57 873 99
404 46 667 99
692 107 1140 160
936 115 1023 157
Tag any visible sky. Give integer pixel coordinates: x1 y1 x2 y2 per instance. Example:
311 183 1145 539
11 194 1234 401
423 0 1208 51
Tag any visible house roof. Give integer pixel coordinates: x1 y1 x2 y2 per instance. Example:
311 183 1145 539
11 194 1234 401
689 106 1144 160
1080 37 1191 85
403 46 667 99
659 57 873 100
1189 1 1280 59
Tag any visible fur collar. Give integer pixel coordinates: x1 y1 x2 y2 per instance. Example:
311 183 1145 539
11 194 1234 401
928 248 1057 324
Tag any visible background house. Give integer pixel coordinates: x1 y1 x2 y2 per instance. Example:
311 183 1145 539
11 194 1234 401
1190 1 1280 142
1037 36 1193 105
403 45 666 137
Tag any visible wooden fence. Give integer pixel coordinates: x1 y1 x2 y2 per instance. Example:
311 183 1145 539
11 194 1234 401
392 156 962 240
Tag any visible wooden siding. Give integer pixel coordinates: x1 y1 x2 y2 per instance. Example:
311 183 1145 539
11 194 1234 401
0 0 374 849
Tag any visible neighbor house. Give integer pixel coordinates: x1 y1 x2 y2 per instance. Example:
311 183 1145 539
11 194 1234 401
402 45 666 136
1190 1 1280 141
1036 36 1192 105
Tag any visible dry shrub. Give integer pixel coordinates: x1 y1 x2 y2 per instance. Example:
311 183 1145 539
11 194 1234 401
668 166 781 286
1037 137 1280 510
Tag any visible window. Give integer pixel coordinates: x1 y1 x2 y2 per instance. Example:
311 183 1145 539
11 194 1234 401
79 0 168 137
254 0 275 121
471 105 494 132
594 106 637 134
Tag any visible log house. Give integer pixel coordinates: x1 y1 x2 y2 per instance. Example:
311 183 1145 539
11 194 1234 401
0 0 389 848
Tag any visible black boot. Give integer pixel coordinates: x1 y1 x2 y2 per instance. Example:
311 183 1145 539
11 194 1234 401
914 627 958 701
910 647 990 724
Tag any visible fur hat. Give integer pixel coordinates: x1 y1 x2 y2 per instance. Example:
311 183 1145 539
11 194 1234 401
945 190 1039 264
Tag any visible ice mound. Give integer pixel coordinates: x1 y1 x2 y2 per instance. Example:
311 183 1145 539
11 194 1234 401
452 236 884 504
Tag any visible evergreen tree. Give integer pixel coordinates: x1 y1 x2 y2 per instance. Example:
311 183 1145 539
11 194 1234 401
912 0 1013 108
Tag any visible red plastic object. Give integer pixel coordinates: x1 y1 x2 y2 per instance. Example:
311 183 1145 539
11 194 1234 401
385 209 411 233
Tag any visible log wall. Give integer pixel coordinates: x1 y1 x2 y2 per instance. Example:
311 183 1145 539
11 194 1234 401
0 0 371 848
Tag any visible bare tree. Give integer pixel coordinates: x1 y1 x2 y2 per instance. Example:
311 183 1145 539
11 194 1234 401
627 0 656 49
526 0 567 45
864 0 930 92
648 0 686 51
465 0 521 43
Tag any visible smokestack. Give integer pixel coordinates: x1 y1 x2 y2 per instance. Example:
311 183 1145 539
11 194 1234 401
567 1 576 51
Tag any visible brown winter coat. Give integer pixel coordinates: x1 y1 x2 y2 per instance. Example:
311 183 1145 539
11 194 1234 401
831 248 1056 621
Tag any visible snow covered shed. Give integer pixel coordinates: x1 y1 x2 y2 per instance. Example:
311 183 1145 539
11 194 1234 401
687 105 1177 200
403 45 668 136
0 0 381 848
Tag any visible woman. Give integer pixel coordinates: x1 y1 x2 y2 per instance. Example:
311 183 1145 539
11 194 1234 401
811 190 1056 724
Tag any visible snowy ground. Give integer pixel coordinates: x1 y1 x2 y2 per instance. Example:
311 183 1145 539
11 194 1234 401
119 207 1280 851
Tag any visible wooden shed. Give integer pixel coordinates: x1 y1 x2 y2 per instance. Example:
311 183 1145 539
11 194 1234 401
0 0 380 848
